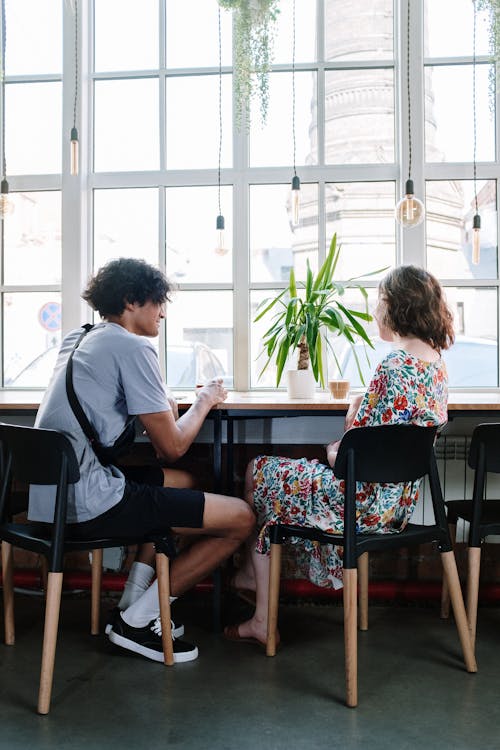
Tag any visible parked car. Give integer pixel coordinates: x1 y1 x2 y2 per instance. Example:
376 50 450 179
336 335 498 388
6 341 231 389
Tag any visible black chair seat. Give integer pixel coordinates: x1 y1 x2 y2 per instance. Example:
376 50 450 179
269 521 449 556
446 498 500 532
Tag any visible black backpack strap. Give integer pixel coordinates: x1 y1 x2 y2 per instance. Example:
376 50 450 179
65 324 100 447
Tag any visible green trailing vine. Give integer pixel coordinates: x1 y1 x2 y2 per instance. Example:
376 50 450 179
477 0 500 111
218 0 280 129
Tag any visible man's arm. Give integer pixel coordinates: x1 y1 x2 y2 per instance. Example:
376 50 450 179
139 380 227 462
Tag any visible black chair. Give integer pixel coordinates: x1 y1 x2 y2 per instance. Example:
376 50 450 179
265 424 477 707
0 423 175 715
441 423 500 648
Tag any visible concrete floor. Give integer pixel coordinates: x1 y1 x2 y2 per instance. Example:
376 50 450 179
0 590 498 750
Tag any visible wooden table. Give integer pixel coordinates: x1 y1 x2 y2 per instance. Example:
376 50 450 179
2 389 500 493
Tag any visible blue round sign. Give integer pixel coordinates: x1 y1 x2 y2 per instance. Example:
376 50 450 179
38 301 61 332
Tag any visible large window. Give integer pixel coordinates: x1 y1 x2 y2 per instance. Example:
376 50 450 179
1 0 499 390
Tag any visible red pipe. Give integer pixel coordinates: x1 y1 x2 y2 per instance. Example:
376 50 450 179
2 570 500 602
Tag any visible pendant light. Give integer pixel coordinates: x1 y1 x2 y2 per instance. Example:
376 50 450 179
395 0 424 228
472 0 481 265
290 0 300 227
215 6 229 256
0 0 13 220
70 0 79 176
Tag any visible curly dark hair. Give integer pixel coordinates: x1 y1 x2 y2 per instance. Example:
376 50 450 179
82 258 173 317
378 265 455 351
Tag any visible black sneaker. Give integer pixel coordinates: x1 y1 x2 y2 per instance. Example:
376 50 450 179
105 607 184 638
108 614 198 663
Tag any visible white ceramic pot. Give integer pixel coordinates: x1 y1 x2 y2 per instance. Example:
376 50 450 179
286 369 316 399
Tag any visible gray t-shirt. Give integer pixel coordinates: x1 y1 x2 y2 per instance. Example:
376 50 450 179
28 322 171 523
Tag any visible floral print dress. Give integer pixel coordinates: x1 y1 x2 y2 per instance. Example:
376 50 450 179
252 350 449 589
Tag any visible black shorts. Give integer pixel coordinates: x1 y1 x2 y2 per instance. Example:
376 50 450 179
67 465 205 540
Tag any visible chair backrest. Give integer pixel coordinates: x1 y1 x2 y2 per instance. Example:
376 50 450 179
0 423 80 485
334 424 438 483
0 423 80 526
468 423 500 473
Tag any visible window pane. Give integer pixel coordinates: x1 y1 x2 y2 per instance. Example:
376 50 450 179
325 0 393 62
443 287 498 387
3 292 61 388
7 0 61 74
166 75 232 169
273 0 317 63
425 65 494 162
166 291 233 388
167 0 232 68
251 289 285 388
326 182 395 279
3 192 61 285
325 70 394 164
250 72 317 167
6 83 61 175
93 189 158 270
250 184 318 283
94 0 158 71
426 180 498 280
328 288 384 387
94 79 159 171
165 186 232 284
425 0 490 58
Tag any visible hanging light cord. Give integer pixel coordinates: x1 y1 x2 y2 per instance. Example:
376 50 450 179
73 0 79 133
217 6 222 217
292 0 297 178
406 0 412 182
1 0 6 181
473 0 478 215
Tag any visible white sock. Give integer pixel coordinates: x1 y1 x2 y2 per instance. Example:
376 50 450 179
118 561 155 610
121 580 178 629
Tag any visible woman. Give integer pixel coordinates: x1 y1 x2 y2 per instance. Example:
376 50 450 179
225 265 454 647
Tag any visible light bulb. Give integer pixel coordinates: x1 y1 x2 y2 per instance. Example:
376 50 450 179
395 179 425 228
291 174 300 226
0 178 14 219
70 126 79 176
472 213 481 265
215 214 229 256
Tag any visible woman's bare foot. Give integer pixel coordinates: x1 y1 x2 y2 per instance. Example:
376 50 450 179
224 616 280 647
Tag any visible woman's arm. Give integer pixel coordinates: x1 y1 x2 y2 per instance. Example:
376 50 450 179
325 393 365 467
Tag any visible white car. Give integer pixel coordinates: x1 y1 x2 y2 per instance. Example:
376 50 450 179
337 336 498 389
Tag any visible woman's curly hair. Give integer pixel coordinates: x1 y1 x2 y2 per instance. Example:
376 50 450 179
379 265 455 351
82 258 173 317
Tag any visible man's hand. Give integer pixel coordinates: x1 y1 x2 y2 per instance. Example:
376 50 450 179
196 378 228 407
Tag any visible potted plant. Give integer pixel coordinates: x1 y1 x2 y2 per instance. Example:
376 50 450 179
255 233 382 398
218 0 280 129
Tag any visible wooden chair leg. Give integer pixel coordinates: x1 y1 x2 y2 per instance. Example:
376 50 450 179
343 567 358 707
266 542 282 657
37 571 64 715
358 552 369 631
466 546 481 649
440 550 477 673
156 552 174 666
90 548 103 636
2 541 15 645
440 523 456 619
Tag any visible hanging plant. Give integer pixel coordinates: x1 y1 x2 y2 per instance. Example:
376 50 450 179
477 0 500 111
218 0 280 129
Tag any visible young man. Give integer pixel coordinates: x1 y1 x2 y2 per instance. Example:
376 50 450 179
28 258 255 663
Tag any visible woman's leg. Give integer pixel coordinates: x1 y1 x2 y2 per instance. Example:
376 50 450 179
225 459 277 645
